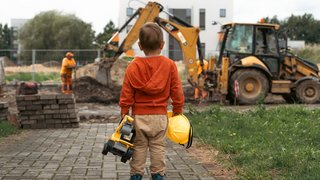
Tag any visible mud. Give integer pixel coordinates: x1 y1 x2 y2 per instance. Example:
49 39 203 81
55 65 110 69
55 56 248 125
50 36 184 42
77 103 120 123
73 76 121 104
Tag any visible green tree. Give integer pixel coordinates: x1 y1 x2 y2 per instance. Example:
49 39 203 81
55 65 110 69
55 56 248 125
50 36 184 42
19 10 96 64
0 23 13 57
283 14 320 44
95 20 118 45
264 13 320 44
20 10 95 49
262 15 281 24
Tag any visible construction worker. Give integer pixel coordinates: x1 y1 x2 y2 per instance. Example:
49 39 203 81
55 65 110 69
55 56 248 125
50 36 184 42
194 59 208 101
60 52 76 94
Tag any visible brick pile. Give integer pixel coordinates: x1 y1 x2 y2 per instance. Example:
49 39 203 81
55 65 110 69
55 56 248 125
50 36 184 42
16 94 79 129
0 101 9 121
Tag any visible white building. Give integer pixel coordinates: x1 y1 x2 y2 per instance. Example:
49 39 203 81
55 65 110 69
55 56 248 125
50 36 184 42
118 0 234 60
11 19 29 63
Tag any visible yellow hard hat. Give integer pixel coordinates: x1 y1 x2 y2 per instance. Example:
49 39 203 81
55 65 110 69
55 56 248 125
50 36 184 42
66 52 74 57
166 112 193 148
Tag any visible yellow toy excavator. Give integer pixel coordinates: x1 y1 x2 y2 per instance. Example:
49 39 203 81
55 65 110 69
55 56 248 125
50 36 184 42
102 115 135 163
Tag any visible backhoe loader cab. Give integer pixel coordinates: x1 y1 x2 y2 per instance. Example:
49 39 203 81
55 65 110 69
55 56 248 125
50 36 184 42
213 22 320 104
219 23 283 76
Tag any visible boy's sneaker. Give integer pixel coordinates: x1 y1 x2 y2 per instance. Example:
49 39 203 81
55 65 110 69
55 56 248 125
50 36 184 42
152 173 164 180
130 174 142 180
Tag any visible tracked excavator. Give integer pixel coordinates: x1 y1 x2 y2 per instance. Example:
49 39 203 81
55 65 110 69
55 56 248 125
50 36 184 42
99 1 320 104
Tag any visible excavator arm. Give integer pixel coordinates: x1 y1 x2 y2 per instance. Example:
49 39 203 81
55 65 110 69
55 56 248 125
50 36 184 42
155 17 202 85
106 2 163 61
105 1 203 86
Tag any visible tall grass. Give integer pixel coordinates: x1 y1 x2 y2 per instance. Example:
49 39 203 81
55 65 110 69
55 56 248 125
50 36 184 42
5 72 60 83
293 45 320 64
188 105 320 179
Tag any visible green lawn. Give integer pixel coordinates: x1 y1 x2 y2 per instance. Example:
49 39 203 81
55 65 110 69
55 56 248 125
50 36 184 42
5 72 60 83
187 105 320 179
0 121 18 138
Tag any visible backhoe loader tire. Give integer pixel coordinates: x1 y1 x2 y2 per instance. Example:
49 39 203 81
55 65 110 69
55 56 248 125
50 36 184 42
295 79 320 104
229 69 269 105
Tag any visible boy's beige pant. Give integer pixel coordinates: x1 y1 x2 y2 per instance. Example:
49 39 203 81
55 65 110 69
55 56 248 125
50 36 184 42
130 114 168 176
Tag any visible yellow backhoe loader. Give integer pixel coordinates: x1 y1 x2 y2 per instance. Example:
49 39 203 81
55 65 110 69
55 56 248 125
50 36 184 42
99 1 320 104
209 22 320 104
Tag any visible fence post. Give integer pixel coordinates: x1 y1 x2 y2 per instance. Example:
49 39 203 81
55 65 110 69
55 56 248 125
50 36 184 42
32 49 36 81
97 49 101 60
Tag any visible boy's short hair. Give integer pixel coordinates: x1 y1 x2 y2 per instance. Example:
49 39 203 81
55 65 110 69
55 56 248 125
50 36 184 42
139 22 163 51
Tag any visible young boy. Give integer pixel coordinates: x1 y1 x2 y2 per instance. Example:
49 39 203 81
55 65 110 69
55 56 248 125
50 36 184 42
119 22 184 180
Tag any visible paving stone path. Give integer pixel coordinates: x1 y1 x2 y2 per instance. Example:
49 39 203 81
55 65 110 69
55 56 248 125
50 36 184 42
0 124 215 180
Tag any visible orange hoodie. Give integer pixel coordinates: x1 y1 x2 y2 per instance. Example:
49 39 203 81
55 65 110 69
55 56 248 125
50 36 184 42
120 55 184 115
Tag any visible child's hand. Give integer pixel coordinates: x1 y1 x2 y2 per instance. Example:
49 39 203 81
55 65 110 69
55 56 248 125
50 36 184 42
119 114 127 124
173 112 181 116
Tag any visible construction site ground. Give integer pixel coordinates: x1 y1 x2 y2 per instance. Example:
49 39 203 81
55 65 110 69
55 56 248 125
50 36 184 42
0 82 237 179
2 82 320 179
1 60 320 179
0 122 227 180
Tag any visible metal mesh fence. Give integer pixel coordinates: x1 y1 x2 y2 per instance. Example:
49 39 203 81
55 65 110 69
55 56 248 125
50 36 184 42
0 49 100 67
0 49 101 83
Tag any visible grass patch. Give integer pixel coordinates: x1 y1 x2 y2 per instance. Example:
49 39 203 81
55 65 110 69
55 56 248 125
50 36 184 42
5 72 60 83
187 105 320 179
0 121 18 138
293 45 320 64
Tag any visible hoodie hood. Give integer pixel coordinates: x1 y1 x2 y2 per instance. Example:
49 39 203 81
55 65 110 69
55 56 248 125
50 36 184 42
126 56 172 95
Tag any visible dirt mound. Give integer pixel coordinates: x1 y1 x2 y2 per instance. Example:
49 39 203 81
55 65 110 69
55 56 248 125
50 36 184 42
76 58 129 86
0 57 16 67
42 61 60 67
73 76 121 104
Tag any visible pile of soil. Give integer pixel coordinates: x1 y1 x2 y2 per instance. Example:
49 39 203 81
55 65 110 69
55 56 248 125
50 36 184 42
42 61 61 67
0 57 16 67
73 76 121 104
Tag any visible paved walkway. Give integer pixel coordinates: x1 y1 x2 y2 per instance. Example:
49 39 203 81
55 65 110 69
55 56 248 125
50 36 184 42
0 124 215 180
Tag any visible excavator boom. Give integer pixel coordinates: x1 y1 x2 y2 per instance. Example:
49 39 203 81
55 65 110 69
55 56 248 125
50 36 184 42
103 1 203 86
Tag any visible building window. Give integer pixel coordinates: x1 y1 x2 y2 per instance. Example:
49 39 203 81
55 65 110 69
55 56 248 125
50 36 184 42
127 7 133 17
126 25 132 33
201 43 206 58
220 9 226 18
199 9 206 30
186 9 191 24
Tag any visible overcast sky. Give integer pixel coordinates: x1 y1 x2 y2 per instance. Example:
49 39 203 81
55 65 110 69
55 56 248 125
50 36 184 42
0 0 319 34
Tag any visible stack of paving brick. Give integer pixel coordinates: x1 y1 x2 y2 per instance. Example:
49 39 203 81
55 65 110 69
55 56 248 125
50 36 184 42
16 94 79 129
0 101 9 121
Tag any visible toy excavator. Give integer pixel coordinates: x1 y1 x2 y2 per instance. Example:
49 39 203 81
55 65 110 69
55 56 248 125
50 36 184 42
102 115 135 163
